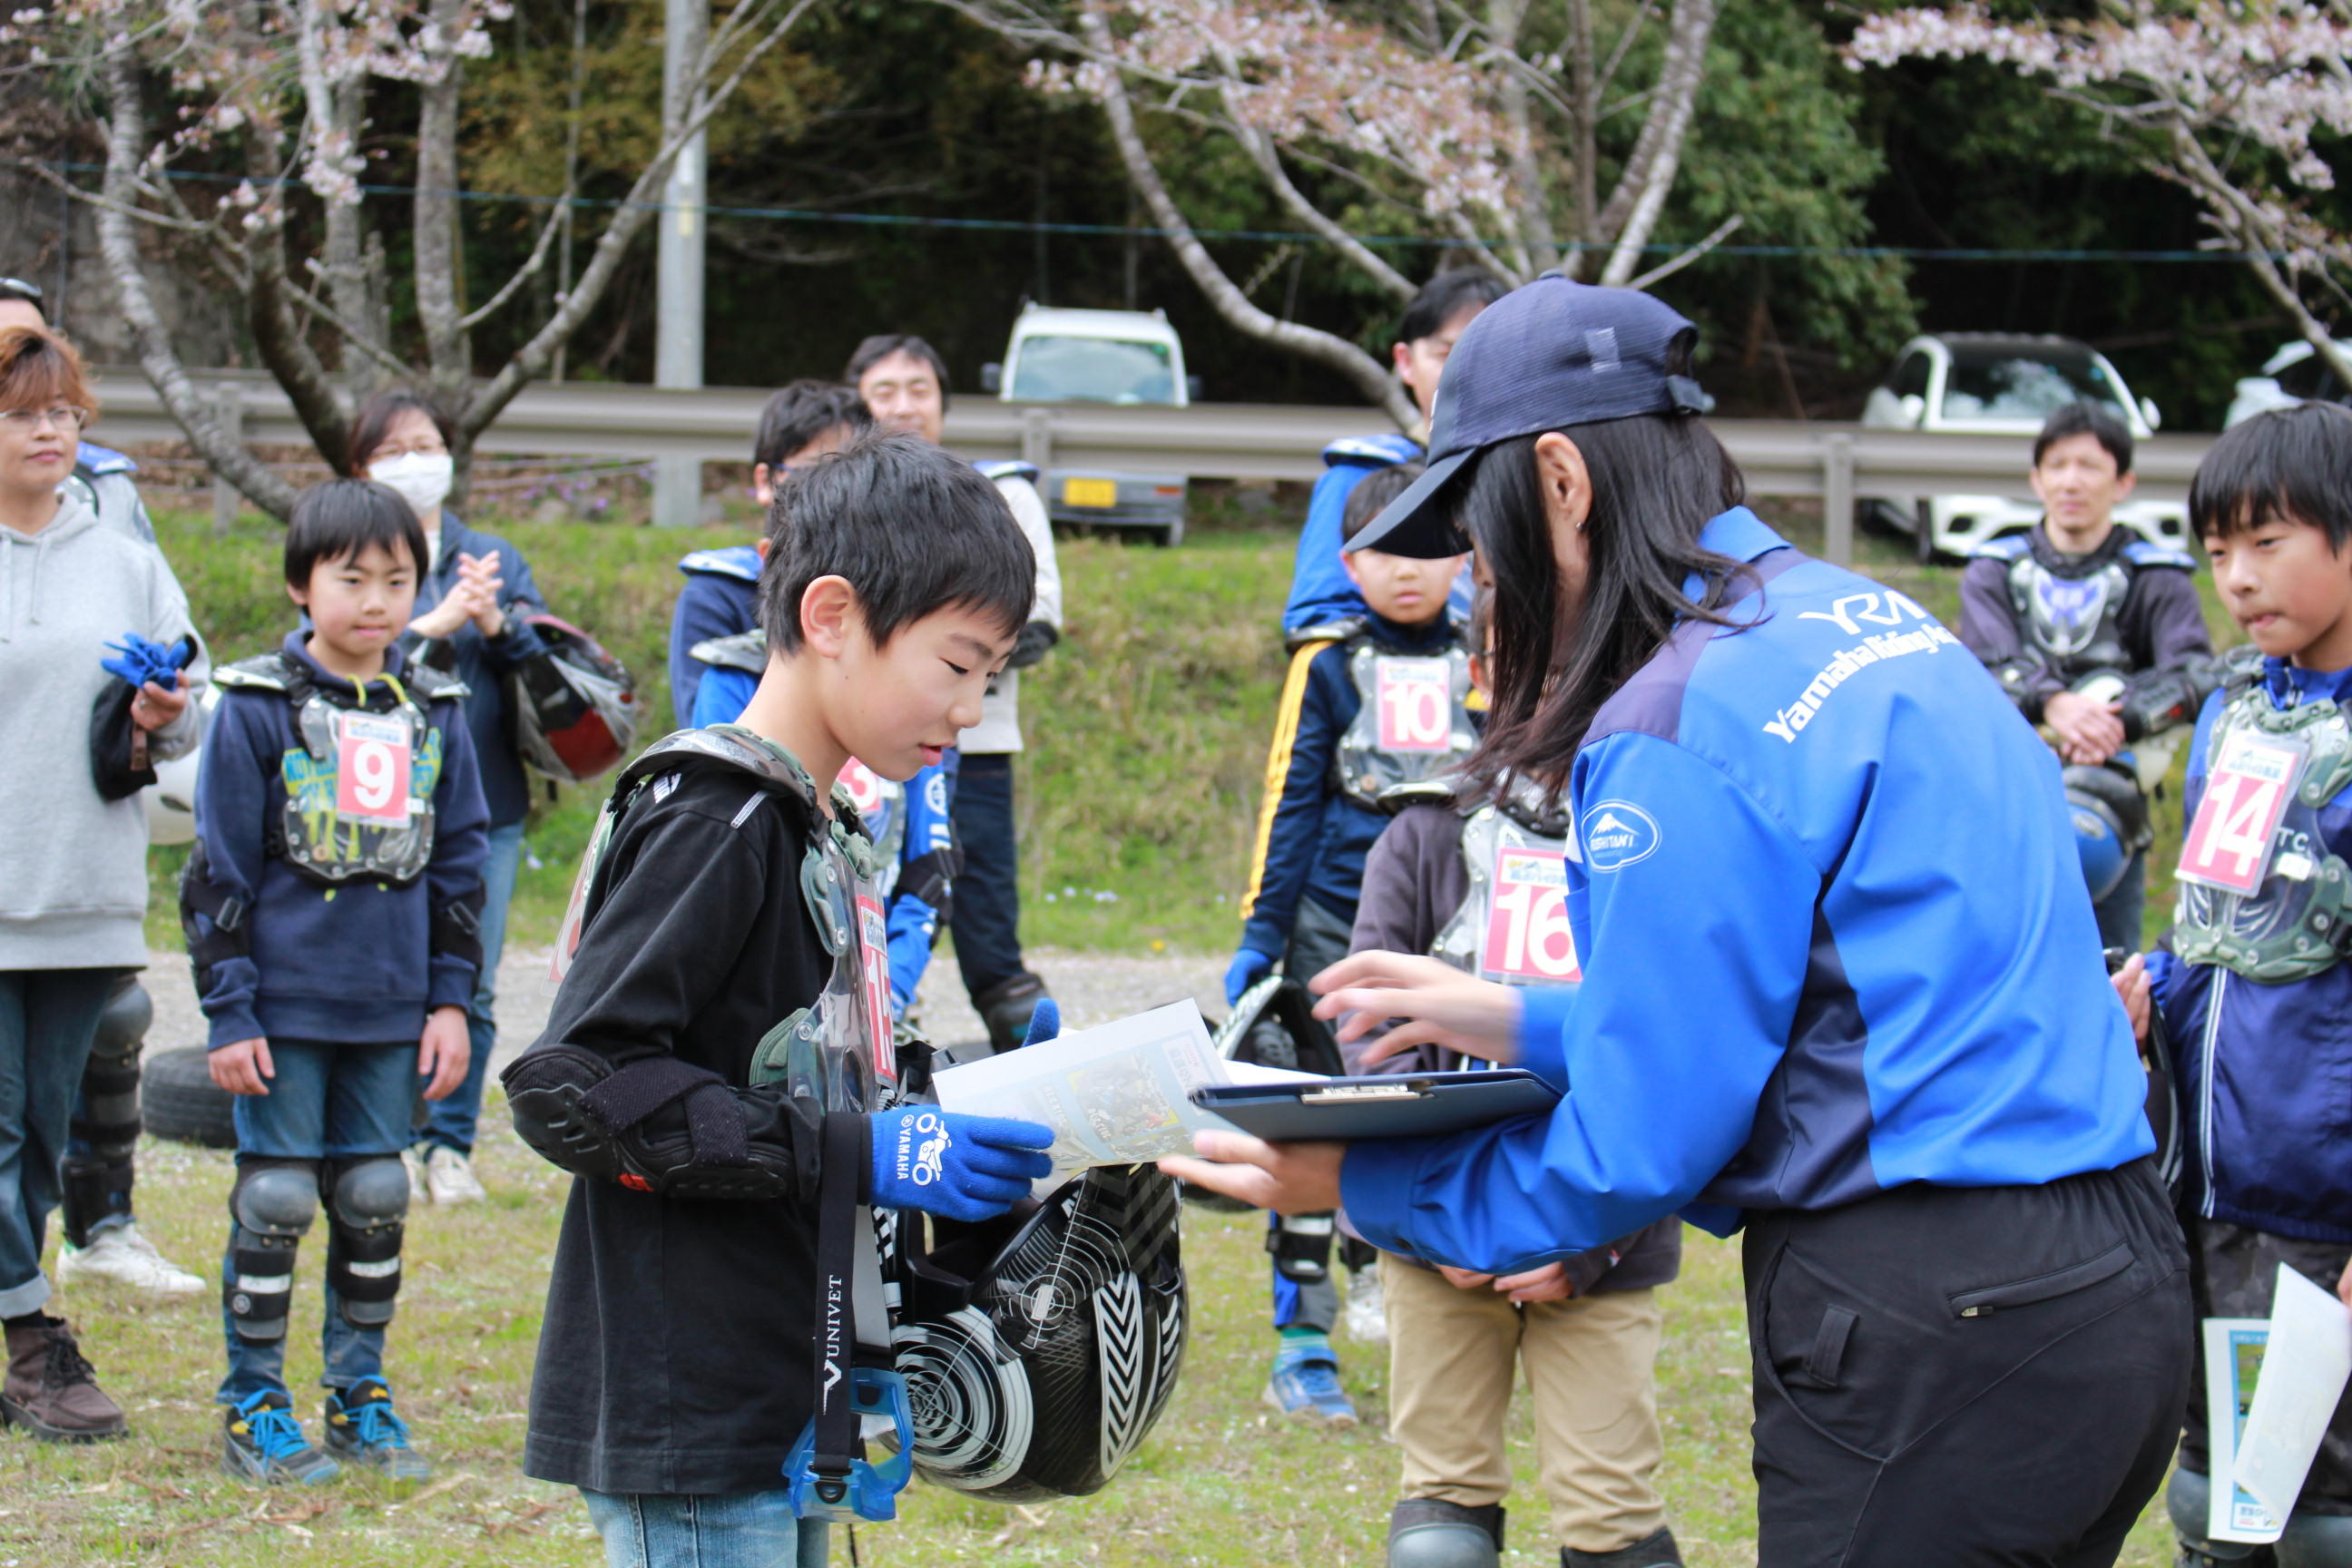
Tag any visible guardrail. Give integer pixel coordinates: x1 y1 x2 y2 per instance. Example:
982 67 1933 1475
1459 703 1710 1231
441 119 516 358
88 368 2216 563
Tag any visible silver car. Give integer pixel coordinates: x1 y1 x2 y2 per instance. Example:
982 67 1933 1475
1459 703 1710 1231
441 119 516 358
1860 333 2186 559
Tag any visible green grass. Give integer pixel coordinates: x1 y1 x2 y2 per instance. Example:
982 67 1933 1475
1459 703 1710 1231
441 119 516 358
4 1109 2180 1564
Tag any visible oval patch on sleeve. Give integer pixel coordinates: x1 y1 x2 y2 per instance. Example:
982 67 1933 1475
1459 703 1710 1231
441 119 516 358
1582 800 1661 871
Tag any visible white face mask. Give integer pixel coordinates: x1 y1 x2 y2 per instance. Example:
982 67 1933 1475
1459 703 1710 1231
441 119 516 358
368 451 454 520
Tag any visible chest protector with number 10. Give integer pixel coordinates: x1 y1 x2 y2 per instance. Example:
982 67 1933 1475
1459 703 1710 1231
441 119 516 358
1320 622 1476 808
2173 653 2352 982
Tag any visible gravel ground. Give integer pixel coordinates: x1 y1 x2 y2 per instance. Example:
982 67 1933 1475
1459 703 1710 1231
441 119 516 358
139 944 1229 1067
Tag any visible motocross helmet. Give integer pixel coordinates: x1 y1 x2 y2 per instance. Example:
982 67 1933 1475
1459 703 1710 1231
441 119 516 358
1179 973 1334 1212
881 1162 1187 1502
508 614 640 782
2063 760 2147 904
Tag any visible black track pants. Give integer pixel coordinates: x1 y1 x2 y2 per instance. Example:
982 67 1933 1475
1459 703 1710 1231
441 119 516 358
1746 1159 2191 1567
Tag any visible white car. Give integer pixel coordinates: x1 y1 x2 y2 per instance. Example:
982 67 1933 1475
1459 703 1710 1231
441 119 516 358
980 305 1197 546
2222 338 2352 428
1860 333 2188 558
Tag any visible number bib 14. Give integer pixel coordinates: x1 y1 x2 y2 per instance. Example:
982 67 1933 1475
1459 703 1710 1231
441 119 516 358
1482 847 1581 983
1376 657 1454 752
2178 730 2308 896
334 710 414 828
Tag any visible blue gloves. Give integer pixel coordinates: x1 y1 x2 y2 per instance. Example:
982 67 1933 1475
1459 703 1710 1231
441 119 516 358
868 1108 1054 1222
1224 946 1276 1005
1021 997 1061 1049
101 632 192 691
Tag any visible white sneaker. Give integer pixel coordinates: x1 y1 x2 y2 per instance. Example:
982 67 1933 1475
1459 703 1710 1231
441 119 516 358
401 1147 428 1203
423 1146 485 1207
58 1221 205 1296
1342 1268 1387 1348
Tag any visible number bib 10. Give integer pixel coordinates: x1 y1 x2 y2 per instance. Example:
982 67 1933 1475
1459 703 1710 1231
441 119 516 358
335 710 415 828
1376 657 1454 752
2178 730 2308 896
1482 847 1581 983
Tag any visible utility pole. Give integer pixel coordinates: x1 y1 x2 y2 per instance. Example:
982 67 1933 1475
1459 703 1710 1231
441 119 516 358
652 0 708 527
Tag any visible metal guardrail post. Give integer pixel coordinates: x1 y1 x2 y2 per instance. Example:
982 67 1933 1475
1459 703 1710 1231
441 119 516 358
1822 432 1855 567
212 381 243 537
1021 407 1053 473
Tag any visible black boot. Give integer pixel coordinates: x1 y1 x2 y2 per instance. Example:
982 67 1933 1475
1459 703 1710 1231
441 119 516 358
1388 1499 1503 1568
1564 1526 1683 1568
974 971 1050 1054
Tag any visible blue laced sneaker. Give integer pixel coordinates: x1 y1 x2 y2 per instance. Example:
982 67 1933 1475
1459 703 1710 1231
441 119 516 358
323 1377 433 1483
1264 1336 1357 1427
222 1390 340 1485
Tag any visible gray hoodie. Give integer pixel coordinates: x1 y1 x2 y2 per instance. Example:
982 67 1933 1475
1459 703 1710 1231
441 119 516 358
0 492 206 969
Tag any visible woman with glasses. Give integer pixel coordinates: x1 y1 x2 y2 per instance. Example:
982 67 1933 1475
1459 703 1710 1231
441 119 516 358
0 327 208 1440
346 391 553 1209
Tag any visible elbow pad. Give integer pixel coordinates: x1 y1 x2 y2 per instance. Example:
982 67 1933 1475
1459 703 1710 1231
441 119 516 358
429 886 487 971
179 843 250 995
500 1044 824 1201
1005 621 1059 671
898 845 962 921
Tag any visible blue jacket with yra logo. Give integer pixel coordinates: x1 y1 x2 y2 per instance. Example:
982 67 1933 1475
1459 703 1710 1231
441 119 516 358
1339 509 2154 1275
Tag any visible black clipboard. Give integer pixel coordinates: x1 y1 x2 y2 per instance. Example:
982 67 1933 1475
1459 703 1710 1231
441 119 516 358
1191 1070 1559 1143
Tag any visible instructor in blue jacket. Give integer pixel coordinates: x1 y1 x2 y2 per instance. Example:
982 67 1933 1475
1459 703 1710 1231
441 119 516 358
1169 276 2191 1568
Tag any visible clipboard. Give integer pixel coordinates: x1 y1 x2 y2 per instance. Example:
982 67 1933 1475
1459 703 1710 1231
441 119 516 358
1191 1070 1560 1142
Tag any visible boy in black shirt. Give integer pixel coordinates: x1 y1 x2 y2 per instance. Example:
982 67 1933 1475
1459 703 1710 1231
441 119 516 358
502 436 1054 1563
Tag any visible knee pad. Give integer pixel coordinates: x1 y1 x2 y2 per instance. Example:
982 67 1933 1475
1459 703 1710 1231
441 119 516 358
74 983 149 1160
1388 1500 1503 1568
94 975 152 1056
1268 1211 1336 1284
325 1156 409 1329
2169 1470 2273 1563
58 1154 133 1249
2278 1512 2352 1568
226 1160 318 1344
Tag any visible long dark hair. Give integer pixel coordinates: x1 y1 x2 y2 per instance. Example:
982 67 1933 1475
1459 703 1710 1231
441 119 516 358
1462 404 1749 797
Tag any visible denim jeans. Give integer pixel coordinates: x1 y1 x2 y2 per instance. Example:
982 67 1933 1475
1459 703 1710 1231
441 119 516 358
579 1489 829 1568
217 1039 415 1405
0 969 117 1318
948 752 1026 998
417 816 524 1155
2092 846 2149 953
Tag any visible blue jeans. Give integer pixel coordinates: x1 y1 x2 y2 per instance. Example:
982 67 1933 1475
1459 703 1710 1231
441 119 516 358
218 1039 415 1405
948 752 1027 997
579 1489 829 1568
417 817 524 1155
0 969 117 1318
2092 846 2149 953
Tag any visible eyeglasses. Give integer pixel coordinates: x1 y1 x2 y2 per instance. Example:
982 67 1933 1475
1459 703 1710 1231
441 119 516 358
0 407 89 434
0 277 43 303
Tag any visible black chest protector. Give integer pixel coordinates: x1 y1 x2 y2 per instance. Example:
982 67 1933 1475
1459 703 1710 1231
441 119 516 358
2173 655 2352 982
2004 548 2135 686
215 652 466 887
1315 620 1476 808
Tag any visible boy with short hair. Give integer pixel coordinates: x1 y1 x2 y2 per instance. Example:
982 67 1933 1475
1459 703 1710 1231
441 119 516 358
1231 465 1475 1425
183 479 490 1485
1349 590 1684 1568
1957 400 2212 947
502 434 1054 1563
667 379 870 725
2139 402 2352 1565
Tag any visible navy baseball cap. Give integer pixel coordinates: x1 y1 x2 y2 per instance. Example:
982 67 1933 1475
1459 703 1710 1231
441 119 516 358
1347 272 1710 559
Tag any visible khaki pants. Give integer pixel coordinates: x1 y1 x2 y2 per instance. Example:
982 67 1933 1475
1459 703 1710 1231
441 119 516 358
1381 1250 1665 1554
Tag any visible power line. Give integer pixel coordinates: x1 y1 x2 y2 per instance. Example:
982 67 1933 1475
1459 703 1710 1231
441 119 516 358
43 159 2288 265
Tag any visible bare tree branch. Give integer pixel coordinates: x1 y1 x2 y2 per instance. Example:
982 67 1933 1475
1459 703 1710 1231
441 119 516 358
1623 212 1742 290
1597 0 1716 286
460 197 569 332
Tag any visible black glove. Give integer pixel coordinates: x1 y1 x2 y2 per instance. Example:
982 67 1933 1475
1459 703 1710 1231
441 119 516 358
1005 621 1059 671
2118 659 2224 742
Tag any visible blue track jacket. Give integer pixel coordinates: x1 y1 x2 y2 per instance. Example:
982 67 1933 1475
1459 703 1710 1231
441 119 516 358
2150 658 2352 1245
688 657 955 1016
667 545 761 727
1282 435 1473 635
190 633 490 1052
1240 610 1466 957
1340 510 2154 1275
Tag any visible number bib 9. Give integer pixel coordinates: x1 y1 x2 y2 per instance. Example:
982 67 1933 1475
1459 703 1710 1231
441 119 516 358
335 711 416 828
2178 730 2307 895
1376 657 1454 752
1482 846 1581 983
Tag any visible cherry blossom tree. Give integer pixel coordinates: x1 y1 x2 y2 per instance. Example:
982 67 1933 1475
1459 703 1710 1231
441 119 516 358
1847 0 2352 391
1 0 816 517
947 0 1738 429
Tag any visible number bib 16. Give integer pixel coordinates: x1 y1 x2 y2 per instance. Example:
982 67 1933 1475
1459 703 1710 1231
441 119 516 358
1482 847 1581 983
1376 657 1453 752
2178 730 2308 896
334 711 414 828
856 892 897 1083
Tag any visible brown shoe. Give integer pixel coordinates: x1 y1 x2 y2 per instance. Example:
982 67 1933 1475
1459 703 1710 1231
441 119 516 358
2 1315 128 1442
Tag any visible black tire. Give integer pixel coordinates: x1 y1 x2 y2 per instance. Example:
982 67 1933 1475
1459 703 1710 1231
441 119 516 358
142 1045 238 1149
